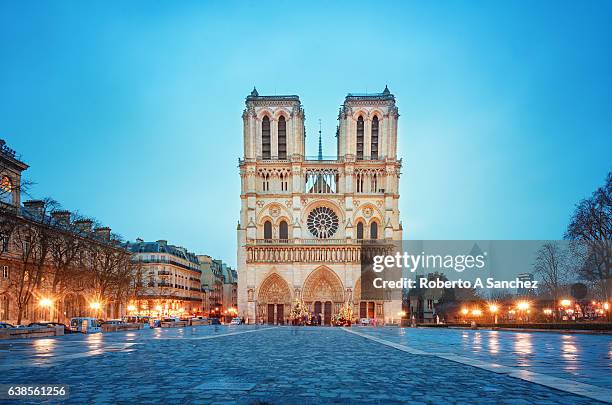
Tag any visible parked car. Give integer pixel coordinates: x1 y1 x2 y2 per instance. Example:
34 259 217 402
69 317 102 333
0 322 15 329
229 317 242 325
102 319 125 325
27 322 72 334
122 315 153 328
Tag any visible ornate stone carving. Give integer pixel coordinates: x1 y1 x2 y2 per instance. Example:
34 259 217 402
363 207 373 218
258 273 291 304
269 206 281 217
302 267 344 302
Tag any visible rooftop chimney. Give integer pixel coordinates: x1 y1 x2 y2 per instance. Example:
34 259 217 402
51 210 71 226
95 227 111 241
23 200 45 218
157 240 167 246
74 219 93 233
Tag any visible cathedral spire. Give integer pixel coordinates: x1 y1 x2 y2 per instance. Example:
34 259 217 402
318 119 323 160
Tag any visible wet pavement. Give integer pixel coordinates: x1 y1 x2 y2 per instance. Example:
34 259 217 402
0 325 610 404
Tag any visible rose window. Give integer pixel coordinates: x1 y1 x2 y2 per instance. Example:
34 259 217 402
307 207 339 239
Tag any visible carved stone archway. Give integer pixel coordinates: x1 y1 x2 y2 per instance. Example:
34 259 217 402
302 267 345 303
257 273 292 325
302 267 345 325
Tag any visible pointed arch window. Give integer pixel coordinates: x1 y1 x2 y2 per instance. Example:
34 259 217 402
263 221 272 241
279 220 288 242
278 116 287 159
356 222 364 240
370 222 378 240
371 116 379 160
262 116 271 160
356 116 364 160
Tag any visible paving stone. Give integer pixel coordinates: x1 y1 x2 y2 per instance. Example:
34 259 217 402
0 325 607 404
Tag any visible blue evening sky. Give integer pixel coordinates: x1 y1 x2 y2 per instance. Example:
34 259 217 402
1 1 611 267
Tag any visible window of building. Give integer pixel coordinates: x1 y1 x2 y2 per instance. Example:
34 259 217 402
279 220 288 241
262 173 270 192
0 234 8 253
370 222 378 240
0 176 12 205
356 116 364 160
427 299 434 310
278 116 287 159
280 172 288 191
371 116 379 160
356 222 364 240
262 116 271 160
1 295 8 320
263 221 272 240
2 266 8 278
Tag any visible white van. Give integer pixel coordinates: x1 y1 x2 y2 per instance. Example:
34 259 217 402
70 317 102 333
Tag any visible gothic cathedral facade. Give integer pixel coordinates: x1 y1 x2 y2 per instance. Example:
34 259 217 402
237 87 402 324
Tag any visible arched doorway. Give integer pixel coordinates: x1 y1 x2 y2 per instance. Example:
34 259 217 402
354 276 379 320
302 267 344 325
257 273 291 325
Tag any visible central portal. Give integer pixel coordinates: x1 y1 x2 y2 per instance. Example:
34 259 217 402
302 266 345 326
313 301 333 325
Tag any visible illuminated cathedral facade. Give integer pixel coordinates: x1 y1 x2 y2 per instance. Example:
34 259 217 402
237 87 403 324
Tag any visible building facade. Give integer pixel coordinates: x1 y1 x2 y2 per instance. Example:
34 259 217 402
0 140 132 324
129 239 203 317
237 87 403 324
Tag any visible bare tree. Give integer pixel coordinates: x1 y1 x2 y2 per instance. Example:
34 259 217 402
565 172 611 301
47 216 88 321
533 242 568 319
9 198 58 324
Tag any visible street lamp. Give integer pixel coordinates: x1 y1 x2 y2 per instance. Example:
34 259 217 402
489 304 499 324
560 299 572 307
39 298 53 321
90 301 101 318
127 305 136 313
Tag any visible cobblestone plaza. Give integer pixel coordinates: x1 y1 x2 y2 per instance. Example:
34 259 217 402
1 326 610 404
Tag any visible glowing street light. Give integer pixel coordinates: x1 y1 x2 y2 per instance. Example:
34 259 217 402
471 309 482 317
39 298 53 308
155 305 162 311
461 308 469 315
560 299 572 307
90 302 101 310
543 308 553 315
398 311 406 317
604 302 609 311
489 304 499 324
127 305 136 312
516 301 530 311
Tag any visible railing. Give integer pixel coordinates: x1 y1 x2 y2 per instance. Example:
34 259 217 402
250 238 388 245
132 258 201 274
238 154 396 165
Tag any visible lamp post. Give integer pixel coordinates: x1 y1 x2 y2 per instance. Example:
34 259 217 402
39 298 53 322
461 307 469 321
90 301 101 319
516 301 530 322
488 304 499 324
